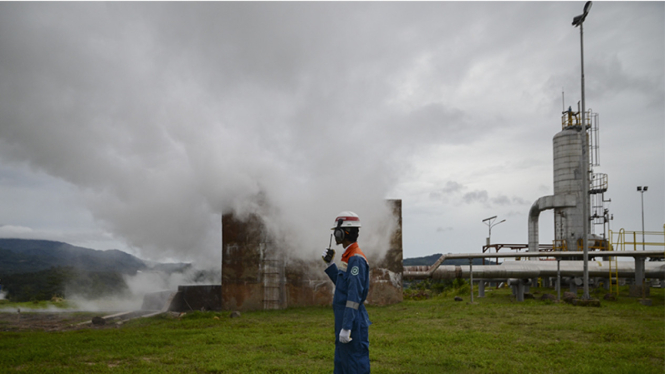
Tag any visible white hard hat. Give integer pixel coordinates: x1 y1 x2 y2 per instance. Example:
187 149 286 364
331 211 361 229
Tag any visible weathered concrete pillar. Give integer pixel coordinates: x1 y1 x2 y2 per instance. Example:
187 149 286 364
509 279 525 302
516 283 525 302
634 257 645 285
478 279 485 297
630 257 650 298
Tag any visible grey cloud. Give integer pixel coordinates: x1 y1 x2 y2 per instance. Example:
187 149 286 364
544 2 664 112
430 181 465 202
433 183 534 208
429 191 443 201
491 195 511 206
505 211 523 218
587 55 665 108
442 181 464 194
383 103 472 147
491 195 532 206
463 190 489 205
511 197 531 206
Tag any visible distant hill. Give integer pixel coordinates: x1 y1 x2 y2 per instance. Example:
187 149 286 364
0 239 193 302
403 253 496 266
0 239 187 275
403 253 443 267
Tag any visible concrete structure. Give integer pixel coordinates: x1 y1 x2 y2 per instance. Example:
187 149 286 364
171 285 223 311
142 200 402 313
221 213 286 310
142 286 223 312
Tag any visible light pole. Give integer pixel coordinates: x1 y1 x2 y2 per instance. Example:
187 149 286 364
480 216 505 295
573 0 592 301
482 216 506 246
637 186 648 251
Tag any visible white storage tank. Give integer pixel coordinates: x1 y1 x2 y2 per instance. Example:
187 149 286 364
552 127 588 252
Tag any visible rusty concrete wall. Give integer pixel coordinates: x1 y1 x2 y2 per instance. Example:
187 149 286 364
221 200 403 311
170 285 222 312
221 213 265 311
284 259 335 307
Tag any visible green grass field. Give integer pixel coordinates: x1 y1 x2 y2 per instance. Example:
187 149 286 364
1 286 663 374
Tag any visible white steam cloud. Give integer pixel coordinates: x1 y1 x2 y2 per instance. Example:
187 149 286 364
66 269 206 312
0 3 434 266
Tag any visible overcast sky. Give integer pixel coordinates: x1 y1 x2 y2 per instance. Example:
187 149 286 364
0 2 663 268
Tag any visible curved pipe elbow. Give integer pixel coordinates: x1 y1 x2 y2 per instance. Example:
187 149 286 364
528 198 547 253
528 195 577 252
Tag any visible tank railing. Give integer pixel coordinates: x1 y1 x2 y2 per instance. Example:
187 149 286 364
589 173 608 194
561 110 580 129
560 108 596 128
611 227 665 251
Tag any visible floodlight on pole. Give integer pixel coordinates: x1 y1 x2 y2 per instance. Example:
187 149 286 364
572 1 592 26
482 216 506 245
572 1 592 301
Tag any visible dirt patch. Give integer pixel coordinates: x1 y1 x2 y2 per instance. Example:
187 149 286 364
0 311 119 332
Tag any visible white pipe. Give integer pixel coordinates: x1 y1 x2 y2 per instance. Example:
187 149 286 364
404 261 665 280
402 249 664 279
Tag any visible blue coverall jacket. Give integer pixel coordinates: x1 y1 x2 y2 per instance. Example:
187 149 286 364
325 242 371 374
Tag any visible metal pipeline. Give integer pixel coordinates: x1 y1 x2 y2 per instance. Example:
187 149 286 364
402 249 664 280
528 194 576 253
403 261 665 280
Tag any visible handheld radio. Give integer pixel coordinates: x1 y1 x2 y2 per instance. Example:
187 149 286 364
323 234 335 263
324 219 343 263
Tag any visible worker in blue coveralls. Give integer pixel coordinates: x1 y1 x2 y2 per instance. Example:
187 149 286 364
322 211 371 374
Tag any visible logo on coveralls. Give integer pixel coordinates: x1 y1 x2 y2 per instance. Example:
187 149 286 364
350 266 359 276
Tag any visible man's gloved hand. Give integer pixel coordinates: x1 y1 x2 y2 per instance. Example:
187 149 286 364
339 329 352 344
322 248 335 266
